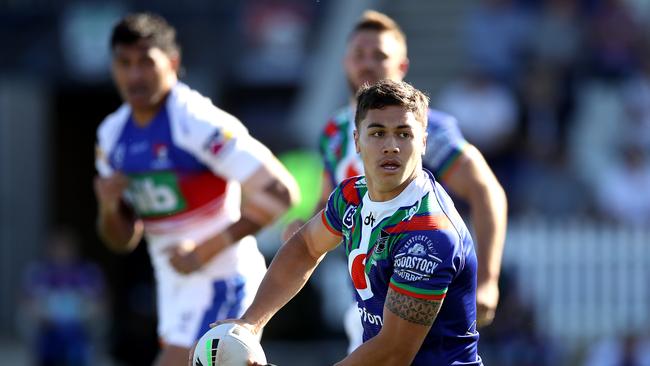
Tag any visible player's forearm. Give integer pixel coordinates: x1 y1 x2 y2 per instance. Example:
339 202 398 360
241 230 323 333
200 174 299 257
335 332 414 366
97 206 142 253
469 177 507 284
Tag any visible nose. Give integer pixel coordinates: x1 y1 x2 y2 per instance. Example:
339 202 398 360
382 137 400 155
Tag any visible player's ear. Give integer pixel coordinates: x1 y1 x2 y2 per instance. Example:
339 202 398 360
399 56 410 79
353 129 360 154
169 52 181 74
421 130 427 156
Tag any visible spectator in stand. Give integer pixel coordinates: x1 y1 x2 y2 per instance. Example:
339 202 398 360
20 228 106 366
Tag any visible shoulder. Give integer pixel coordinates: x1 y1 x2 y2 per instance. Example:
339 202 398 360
169 82 247 133
334 175 367 206
97 104 130 146
167 83 248 148
426 108 460 132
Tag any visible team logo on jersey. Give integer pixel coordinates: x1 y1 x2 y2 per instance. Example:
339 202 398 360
393 235 442 282
204 129 233 156
373 230 389 256
354 177 367 187
342 205 356 229
349 247 373 300
152 143 171 169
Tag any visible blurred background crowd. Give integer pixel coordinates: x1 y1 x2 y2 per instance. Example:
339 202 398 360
1 0 650 365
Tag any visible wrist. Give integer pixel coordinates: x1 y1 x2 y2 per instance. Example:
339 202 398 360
99 200 121 216
477 271 499 286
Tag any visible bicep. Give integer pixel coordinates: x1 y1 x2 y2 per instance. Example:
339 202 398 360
299 210 342 260
442 144 494 200
238 150 299 223
379 288 443 358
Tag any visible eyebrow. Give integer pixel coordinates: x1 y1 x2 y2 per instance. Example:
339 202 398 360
366 123 412 130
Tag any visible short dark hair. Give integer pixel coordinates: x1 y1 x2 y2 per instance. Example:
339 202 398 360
110 13 180 56
355 79 429 129
350 10 406 54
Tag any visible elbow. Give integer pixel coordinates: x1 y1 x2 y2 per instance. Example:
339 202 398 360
277 175 301 213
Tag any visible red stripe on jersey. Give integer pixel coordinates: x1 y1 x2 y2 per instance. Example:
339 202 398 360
341 178 361 205
321 211 342 236
389 282 447 300
385 214 450 234
324 119 338 136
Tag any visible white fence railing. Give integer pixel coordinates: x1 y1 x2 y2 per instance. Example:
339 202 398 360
503 217 650 344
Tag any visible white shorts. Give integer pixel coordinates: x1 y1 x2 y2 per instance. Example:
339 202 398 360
157 270 264 348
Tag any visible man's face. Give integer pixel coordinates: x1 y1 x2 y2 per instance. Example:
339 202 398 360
111 40 178 110
354 105 426 200
344 30 409 94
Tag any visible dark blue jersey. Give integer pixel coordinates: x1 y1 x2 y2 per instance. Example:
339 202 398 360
322 170 482 365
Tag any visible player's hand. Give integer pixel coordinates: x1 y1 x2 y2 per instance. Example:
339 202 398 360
476 279 499 328
281 219 305 242
94 173 129 213
210 318 259 336
168 240 215 274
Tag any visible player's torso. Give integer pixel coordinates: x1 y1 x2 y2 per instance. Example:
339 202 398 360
340 176 443 333
109 106 232 236
339 174 481 365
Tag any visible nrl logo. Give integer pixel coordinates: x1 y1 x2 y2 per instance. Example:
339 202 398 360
373 230 389 255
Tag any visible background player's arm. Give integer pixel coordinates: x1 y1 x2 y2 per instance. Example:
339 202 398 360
281 172 333 241
336 289 443 366
170 154 300 273
223 210 341 333
94 173 144 253
442 144 507 326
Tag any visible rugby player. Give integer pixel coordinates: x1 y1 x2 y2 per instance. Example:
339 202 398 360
285 11 507 349
228 80 483 365
93 13 299 366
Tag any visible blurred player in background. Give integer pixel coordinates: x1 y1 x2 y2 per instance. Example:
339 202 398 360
228 79 483 365
93 13 299 366
285 10 507 351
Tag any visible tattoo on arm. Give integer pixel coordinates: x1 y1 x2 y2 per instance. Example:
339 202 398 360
385 288 443 326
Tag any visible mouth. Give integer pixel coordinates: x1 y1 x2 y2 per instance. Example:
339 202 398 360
126 85 150 100
379 159 401 172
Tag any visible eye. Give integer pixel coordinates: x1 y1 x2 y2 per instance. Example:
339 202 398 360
374 51 388 61
370 131 384 137
114 57 130 68
399 132 411 138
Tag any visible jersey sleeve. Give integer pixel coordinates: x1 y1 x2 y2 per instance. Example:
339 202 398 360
423 111 468 180
174 104 268 183
321 184 346 235
95 144 113 177
389 230 460 301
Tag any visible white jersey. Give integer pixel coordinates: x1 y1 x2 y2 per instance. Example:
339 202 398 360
95 82 267 283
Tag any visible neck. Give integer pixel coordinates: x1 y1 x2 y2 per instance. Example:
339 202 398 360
131 91 169 127
367 168 420 202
